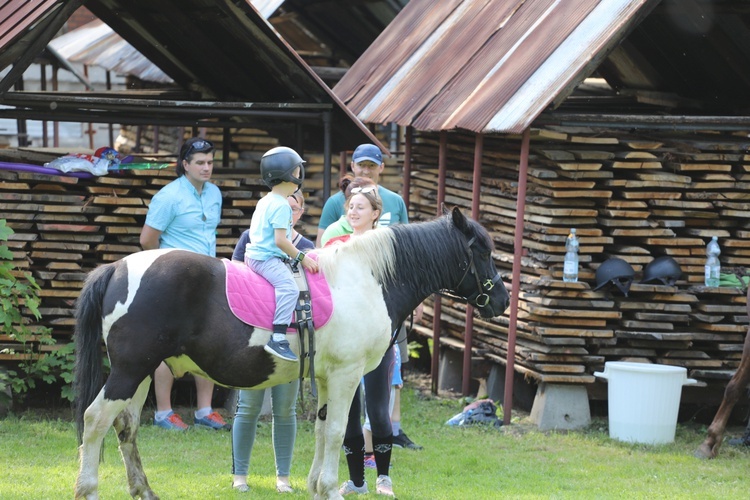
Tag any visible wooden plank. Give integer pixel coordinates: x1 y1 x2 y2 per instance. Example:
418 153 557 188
533 326 613 337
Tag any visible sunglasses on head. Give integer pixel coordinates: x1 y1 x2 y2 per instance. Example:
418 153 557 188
184 139 214 159
351 186 377 194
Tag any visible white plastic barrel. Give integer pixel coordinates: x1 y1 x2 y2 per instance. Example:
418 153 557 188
594 361 697 444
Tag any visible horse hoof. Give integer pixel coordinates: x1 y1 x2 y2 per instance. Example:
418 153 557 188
693 445 715 460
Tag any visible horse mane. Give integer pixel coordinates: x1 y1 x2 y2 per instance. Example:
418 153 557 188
316 212 486 295
387 215 472 294
316 229 397 286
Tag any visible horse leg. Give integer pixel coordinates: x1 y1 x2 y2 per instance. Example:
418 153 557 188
311 373 362 500
307 381 329 498
112 378 158 499
696 327 750 458
75 390 130 499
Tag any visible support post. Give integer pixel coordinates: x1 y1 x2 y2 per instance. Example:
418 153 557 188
503 128 530 425
402 126 413 210
323 111 332 200
462 132 483 395
431 130 448 394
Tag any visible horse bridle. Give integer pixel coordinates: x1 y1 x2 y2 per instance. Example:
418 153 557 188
447 236 502 309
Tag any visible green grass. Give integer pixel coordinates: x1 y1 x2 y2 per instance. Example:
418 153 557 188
1 379 749 499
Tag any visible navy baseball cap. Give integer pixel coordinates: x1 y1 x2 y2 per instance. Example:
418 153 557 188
352 144 383 165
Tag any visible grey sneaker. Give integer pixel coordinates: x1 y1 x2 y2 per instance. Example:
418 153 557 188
339 480 368 495
376 475 395 497
265 338 298 362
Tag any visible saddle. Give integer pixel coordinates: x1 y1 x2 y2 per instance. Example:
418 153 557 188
223 257 333 332
223 257 332 396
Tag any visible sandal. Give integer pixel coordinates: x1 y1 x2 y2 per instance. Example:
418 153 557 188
276 482 294 493
232 482 250 493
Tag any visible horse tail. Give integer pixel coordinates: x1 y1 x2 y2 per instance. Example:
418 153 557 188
74 263 116 445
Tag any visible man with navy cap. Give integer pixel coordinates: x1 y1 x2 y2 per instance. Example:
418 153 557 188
316 143 408 245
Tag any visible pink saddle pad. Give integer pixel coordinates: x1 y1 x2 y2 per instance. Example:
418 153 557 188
223 258 333 332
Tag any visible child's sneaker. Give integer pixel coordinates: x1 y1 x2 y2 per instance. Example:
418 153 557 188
376 475 395 497
339 480 368 495
153 411 188 430
392 430 423 450
194 411 230 430
364 454 376 469
265 338 298 362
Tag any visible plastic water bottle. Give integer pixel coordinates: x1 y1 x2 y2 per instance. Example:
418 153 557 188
563 228 579 282
704 236 721 287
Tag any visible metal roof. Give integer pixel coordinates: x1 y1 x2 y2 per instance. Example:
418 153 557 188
272 0 410 67
45 1 408 86
48 20 173 84
335 0 750 134
0 0 382 153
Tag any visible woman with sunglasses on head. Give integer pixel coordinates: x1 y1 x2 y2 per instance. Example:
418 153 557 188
140 137 229 431
320 176 396 496
229 190 312 494
320 176 380 246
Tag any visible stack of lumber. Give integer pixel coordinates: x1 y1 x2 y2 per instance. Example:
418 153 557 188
410 128 749 385
0 160 321 360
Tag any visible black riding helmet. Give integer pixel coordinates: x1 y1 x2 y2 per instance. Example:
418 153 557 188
260 146 305 188
641 256 682 286
593 257 635 296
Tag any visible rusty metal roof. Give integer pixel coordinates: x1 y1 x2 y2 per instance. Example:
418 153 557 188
49 20 173 84
335 0 656 134
0 0 382 153
46 0 408 86
336 0 750 134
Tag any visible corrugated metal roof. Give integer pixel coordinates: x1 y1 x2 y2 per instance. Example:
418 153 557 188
46 1 408 85
0 0 71 76
0 0 383 153
0 0 62 51
334 0 657 134
49 20 173 84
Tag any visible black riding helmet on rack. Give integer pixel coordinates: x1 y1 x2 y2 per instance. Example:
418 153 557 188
260 146 305 189
641 256 682 286
593 257 635 296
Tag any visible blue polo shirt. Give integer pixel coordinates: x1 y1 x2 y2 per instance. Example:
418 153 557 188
246 192 292 261
144 175 222 256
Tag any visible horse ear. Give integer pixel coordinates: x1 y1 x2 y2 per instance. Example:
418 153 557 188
451 206 469 232
441 202 450 216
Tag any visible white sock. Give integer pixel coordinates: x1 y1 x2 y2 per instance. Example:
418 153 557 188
195 407 212 420
272 333 286 342
154 410 172 421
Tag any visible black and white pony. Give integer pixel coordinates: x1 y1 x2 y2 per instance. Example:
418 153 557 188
73 207 510 499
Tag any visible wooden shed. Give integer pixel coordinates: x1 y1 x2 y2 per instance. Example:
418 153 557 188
335 0 750 425
0 0 386 387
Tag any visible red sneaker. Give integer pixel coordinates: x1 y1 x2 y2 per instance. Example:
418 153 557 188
194 411 230 430
153 411 188 430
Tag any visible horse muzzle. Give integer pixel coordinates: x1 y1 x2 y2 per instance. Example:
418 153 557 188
468 274 509 318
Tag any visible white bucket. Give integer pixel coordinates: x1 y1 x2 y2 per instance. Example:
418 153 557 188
594 361 697 444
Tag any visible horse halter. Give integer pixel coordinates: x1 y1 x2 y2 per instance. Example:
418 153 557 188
452 236 502 309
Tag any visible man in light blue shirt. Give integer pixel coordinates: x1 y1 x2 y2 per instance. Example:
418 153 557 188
140 137 228 431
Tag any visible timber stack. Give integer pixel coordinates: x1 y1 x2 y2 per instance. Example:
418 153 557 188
0 129 403 361
410 128 749 387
